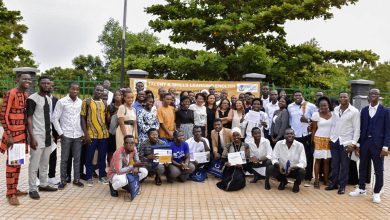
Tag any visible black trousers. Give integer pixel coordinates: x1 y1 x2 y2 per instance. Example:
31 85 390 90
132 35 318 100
47 142 72 178
247 159 272 176
296 135 313 181
266 164 305 185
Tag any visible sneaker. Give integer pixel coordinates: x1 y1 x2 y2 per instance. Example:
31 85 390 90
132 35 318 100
373 193 381 203
66 176 72 183
73 180 84 188
58 183 66 190
349 188 367 197
87 179 93 187
99 177 109 184
304 180 311 187
29 191 40 200
48 177 60 185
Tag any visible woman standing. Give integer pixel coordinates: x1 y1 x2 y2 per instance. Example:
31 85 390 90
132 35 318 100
137 96 159 144
270 97 289 147
107 90 123 164
206 94 217 139
116 91 137 148
176 96 194 140
229 99 245 133
189 93 208 137
216 99 232 129
311 96 333 188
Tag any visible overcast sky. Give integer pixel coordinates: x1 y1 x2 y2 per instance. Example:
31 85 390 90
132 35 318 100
4 0 390 72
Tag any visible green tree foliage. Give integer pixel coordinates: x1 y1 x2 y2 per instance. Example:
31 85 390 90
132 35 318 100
0 0 36 79
145 0 379 88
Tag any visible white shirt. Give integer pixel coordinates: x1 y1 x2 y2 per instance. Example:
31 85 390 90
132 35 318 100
261 96 270 107
265 101 279 132
248 137 272 159
185 137 210 161
189 104 207 126
272 140 307 169
369 103 379 118
52 95 84 138
287 101 317 137
107 91 113 106
330 104 360 146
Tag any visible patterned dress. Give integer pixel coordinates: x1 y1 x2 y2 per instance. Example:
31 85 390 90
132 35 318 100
0 88 28 197
137 108 159 144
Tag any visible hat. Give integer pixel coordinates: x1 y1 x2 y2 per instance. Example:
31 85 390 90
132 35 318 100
231 127 241 137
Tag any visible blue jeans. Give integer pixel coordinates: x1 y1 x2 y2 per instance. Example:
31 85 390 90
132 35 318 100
86 139 108 180
330 140 350 188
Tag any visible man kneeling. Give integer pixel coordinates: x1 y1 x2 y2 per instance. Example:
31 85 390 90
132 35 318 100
108 135 148 197
265 128 306 193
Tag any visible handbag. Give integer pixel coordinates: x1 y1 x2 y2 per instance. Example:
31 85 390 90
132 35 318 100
125 173 140 201
190 168 208 182
207 160 224 179
216 166 246 191
109 105 127 135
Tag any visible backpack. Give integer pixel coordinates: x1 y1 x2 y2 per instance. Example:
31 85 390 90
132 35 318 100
208 160 224 179
108 105 127 135
216 166 246 191
190 168 208 182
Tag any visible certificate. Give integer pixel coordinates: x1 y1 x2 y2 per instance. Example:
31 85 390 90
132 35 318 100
228 151 246 165
192 152 209 163
8 143 26 165
153 149 172 164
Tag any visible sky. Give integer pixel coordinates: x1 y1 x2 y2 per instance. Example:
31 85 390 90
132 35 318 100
3 0 390 72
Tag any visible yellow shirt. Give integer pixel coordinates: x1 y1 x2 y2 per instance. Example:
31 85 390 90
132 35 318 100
157 105 175 139
80 99 109 139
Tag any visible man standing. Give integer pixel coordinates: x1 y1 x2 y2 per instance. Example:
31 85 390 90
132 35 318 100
135 81 145 92
261 85 270 107
47 80 60 185
326 92 360 194
155 87 167 109
287 90 317 187
208 86 216 95
81 84 110 187
103 80 113 105
211 119 233 160
349 89 390 203
0 72 31 206
27 76 58 200
265 128 306 193
52 82 84 189
265 90 279 133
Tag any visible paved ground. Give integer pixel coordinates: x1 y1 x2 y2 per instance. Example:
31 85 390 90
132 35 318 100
0 132 389 219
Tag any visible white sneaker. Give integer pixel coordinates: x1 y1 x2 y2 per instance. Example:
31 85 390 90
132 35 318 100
48 177 60 185
349 188 367 197
304 181 311 187
373 193 381 203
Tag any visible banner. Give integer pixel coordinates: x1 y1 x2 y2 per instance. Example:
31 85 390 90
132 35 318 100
129 78 260 97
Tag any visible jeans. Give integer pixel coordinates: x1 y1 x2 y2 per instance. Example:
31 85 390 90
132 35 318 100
85 139 108 180
330 140 350 188
61 136 82 182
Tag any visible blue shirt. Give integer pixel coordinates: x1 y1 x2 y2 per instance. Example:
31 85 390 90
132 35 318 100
169 141 190 164
132 101 143 115
287 101 317 137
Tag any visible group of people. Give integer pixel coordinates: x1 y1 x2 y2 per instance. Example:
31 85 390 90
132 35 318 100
0 73 389 206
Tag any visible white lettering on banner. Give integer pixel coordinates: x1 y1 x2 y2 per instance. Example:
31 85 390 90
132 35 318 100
237 84 258 93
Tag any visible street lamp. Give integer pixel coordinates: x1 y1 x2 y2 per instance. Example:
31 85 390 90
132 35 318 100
120 0 128 88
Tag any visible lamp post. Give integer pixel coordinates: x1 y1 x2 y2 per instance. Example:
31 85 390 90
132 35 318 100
120 0 128 88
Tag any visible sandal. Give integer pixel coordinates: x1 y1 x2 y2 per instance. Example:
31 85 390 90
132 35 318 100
314 180 320 189
155 176 162 186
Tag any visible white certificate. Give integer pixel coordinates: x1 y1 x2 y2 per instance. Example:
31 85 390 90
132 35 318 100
192 152 209 163
246 110 260 122
153 149 172 164
8 143 26 165
228 151 246 165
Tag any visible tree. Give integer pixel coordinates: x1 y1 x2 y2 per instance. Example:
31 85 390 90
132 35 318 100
0 0 36 79
145 0 379 88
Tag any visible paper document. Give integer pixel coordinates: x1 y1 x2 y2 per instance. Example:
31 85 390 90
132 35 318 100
51 142 57 153
192 152 209 163
153 149 172 164
228 151 246 165
8 143 26 165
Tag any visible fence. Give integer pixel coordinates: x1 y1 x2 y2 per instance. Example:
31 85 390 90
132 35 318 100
1 78 389 106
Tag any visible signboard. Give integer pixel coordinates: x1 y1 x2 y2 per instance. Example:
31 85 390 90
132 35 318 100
129 78 260 97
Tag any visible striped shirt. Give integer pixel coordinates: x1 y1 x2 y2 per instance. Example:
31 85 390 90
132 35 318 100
80 99 109 139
